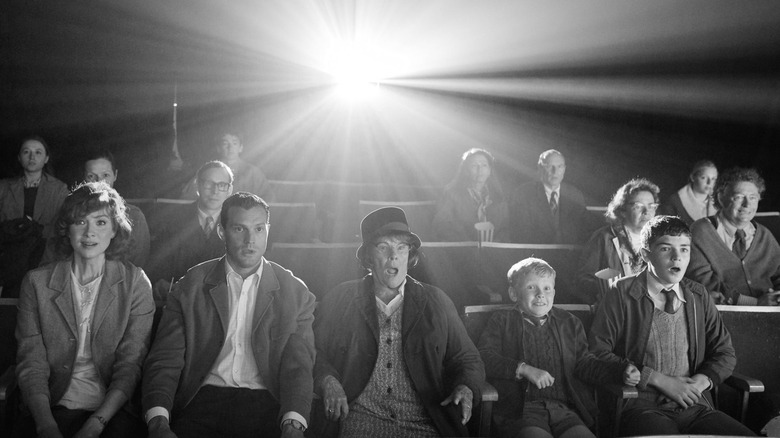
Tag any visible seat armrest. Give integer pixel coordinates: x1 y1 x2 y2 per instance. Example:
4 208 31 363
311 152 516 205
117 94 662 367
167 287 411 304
479 380 498 402
724 372 764 393
0 365 15 401
601 383 638 399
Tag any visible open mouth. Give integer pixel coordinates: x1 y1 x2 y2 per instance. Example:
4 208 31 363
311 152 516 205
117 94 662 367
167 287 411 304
386 267 399 275
81 242 98 248
670 266 682 274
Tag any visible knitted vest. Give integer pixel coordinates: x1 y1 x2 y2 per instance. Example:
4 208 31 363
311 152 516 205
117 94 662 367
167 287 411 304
340 305 438 438
523 320 569 405
639 308 690 402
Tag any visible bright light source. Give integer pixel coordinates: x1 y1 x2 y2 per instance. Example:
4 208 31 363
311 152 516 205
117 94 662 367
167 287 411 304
324 43 401 100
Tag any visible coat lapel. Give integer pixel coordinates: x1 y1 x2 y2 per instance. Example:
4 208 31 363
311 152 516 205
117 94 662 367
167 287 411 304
206 259 231 336
252 259 276 332
90 261 120 336
49 259 79 338
401 279 426 343
358 277 379 342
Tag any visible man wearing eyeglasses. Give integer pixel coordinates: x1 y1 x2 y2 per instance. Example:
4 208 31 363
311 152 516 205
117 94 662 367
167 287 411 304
687 167 780 306
149 160 234 299
511 149 589 244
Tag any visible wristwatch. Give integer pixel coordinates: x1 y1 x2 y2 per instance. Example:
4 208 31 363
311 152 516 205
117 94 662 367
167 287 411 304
281 418 306 432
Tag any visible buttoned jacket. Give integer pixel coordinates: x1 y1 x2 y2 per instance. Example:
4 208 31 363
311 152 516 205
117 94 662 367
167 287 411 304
511 181 589 244
142 257 316 422
15 259 155 405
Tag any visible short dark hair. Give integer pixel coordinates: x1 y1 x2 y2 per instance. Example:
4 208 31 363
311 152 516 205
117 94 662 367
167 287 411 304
220 192 270 229
605 178 660 224
83 149 117 172
196 160 234 185
713 167 766 209
640 215 691 250
507 257 556 287
54 181 132 259
359 231 420 271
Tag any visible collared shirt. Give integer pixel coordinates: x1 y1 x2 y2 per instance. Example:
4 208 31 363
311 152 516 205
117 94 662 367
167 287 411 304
543 185 561 205
146 259 307 429
716 213 755 251
646 271 686 313
375 280 405 316
197 207 220 232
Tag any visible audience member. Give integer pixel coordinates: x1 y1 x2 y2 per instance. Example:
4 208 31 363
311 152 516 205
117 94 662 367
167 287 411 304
0 136 69 238
13 181 154 438
687 167 780 305
659 160 718 225
588 215 755 437
433 148 509 241
149 160 233 297
577 178 660 304
143 192 315 438
84 149 151 269
313 207 485 437
181 131 274 202
511 150 589 244
478 257 630 438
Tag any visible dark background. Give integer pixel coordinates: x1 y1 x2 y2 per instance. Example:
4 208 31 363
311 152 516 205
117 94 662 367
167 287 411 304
2 1 779 208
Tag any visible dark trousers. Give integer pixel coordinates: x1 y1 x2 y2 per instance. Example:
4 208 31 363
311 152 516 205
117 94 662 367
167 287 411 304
11 405 146 438
620 401 756 437
172 385 281 438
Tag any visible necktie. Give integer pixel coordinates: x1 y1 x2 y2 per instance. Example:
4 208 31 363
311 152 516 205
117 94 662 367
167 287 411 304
550 191 559 216
662 289 677 314
204 216 215 237
733 229 747 259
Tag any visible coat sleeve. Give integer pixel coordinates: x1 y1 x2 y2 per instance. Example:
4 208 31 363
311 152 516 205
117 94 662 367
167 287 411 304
572 316 625 385
587 286 629 366
477 311 520 380
15 272 53 403
142 283 188 413
441 292 485 401
278 284 316 421
695 292 736 386
108 267 155 399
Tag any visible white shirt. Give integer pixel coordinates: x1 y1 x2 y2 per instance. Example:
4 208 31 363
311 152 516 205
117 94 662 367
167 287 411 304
646 271 686 313
543 185 560 205
197 207 220 232
375 280 406 316
59 271 106 410
146 260 307 429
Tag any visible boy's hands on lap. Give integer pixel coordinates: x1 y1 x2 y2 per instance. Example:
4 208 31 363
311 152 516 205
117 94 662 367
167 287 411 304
650 372 702 408
516 362 555 389
623 364 640 386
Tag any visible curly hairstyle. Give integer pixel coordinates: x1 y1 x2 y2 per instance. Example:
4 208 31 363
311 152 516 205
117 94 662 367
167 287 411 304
54 181 132 260
712 167 765 210
446 148 506 202
605 178 660 225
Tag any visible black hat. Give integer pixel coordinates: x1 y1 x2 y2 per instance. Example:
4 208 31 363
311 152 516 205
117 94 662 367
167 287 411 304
356 207 422 260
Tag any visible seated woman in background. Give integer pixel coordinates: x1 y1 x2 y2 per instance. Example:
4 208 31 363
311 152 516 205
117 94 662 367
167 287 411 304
659 159 718 225
433 148 509 241
0 136 69 239
14 181 154 438
576 178 660 305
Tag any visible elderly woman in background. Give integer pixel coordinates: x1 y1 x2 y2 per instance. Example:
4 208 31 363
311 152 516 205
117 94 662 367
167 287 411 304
313 207 485 438
83 149 151 269
14 182 154 438
433 148 509 241
659 160 718 225
0 135 69 238
576 178 660 305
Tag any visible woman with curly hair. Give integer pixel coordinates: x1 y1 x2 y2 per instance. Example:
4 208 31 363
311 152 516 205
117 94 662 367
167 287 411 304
576 178 660 305
14 181 154 438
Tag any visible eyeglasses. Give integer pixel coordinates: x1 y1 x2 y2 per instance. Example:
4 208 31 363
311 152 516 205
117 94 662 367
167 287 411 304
730 194 760 204
374 242 411 256
199 180 232 192
627 202 659 213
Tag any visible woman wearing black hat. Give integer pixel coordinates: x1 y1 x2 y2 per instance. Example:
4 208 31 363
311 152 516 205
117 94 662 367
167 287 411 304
312 207 486 438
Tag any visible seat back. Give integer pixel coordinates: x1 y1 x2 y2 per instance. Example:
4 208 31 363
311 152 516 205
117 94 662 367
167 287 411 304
474 221 494 245
267 202 318 243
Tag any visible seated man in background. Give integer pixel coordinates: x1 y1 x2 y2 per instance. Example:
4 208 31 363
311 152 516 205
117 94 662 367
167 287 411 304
589 215 755 437
143 192 315 438
478 257 633 438
687 167 780 306
149 160 233 298
181 130 274 202
511 149 589 244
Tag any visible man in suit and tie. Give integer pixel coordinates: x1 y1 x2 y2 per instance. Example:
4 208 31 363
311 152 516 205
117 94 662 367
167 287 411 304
150 161 234 297
511 149 589 244
143 192 315 438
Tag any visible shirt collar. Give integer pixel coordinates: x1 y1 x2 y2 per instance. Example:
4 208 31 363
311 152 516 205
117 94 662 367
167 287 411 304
375 279 406 317
543 184 560 200
716 212 755 238
197 207 221 227
225 257 263 282
646 270 686 303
